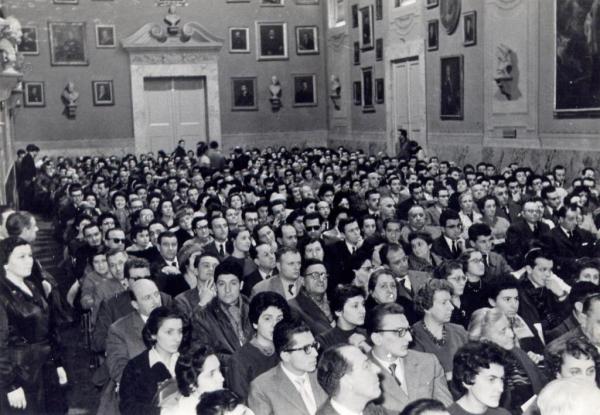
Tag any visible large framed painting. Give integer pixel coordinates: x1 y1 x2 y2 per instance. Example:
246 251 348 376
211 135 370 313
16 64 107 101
359 5 374 51
293 74 317 107
95 25 116 48
296 26 319 55
231 77 258 111
24 82 45 107
440 55 463 120
18 27 39 55
229 27 250 53
48 22 88 66
555 0 600 116
362 67 375 112
256 22 288 60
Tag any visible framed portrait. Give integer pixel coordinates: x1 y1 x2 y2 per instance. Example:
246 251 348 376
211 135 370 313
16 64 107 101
375 0 383 20
353 81 362 105
375 38 383 61
231 77 257 111
352 5 359 28
48 22 88 66
463 11 476 46
359 6 374 50
53 0 78 3
427 20 439 51
294 0 319 4
440 0 461 35
229 27 250 53
353 42 360 65
256 22 288 60
375 78 384 104
555 0 600 115
18 27 39 55
260 0 283 5
96 25 116 48
92 80 114 106
426 0 439 7
24 82 45 107
293 74 317 107
296 26 318 55
362 67 374 112
440 55 463 120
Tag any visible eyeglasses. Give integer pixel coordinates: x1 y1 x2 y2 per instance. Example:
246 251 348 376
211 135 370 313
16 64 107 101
446 223 463 229
448 276 467 282
306 225 321 231
376 328 412 338
285 341 321 354
306 272 328 280
111 238 126 244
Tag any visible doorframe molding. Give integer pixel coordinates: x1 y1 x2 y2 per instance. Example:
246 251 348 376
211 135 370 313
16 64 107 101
122 19 224 154
384 39 426 156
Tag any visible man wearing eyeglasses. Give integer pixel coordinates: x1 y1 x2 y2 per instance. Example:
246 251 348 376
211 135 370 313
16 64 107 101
289 259 335 337
365 303 452 412
104 227 127 251
248 319 327 415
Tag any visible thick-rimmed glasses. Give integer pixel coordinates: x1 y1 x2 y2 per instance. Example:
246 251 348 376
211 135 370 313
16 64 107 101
285 341 321 354
375 328 412 338
305 272 328 280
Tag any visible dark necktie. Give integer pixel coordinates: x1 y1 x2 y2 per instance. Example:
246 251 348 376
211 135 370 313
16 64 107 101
218 244 224 257
288 283 295 296
389 363 401 386
482 254 489 268
452 240 458 256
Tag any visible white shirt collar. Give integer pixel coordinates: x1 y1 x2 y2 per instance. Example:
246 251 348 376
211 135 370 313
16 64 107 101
330 399 362 415
280 363 309 386
148 348 179 378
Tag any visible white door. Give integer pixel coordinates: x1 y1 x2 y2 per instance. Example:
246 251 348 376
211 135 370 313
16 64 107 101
144 77 207 154
391 57 426 148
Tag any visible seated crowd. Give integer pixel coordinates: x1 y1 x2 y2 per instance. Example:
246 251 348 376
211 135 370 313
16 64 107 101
2 140 600 415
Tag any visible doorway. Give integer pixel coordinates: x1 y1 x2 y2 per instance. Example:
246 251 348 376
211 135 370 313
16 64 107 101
391 56 426 149
143 77 207 154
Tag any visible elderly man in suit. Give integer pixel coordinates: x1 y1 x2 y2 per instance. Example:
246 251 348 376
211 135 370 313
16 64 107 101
252 247 302 301
365 303 452 413
248 319 328 415
98 278 162 414
316 344 386 415
467 223 512 279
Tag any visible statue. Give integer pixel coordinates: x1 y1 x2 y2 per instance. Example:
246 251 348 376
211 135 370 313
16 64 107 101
0 16 23 75
268 76 282 111
329 75 341 110
494 44 514 100
164 6 181 36
61 81 79 119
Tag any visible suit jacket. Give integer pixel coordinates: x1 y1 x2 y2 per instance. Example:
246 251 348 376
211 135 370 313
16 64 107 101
289 289 334 336
541 226 595 278
242 269 275 298
431 236 462 260
203 240 228 262
251 276 297 299
326 240 355 290
92 291 172 353
174 288 200 320
248 364 328 415
105 311 147 384
316 399 387 415
484 251 513 279
497 200 521 223
368 350 452 414
505 219 550 269
150 257 189 298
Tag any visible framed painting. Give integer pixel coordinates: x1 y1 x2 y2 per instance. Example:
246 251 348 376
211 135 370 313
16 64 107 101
427 20 439 51
353 41 360 65
440 55 463 120
362 67 374 112
24 82 45 107
353 81 362 105
296 26 318 55
376 78 384 104
92 80 114 106
95 25 116 48
256 22 288 60
229 27 250 53
375 38 383 61
463 11 476 46
231 77 257 111
48 22 88 66
359 5 374 50
293 74 317 107
427 0 439 8
352 5 358 28
18 27 39 55
554 0 600 115
440 0 461 35
375 0 383 20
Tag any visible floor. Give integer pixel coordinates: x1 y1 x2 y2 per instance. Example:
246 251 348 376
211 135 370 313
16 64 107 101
34 217 100 414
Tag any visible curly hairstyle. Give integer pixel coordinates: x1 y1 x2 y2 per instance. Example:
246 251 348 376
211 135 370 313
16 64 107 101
545 336 600 383
452 341 508 395
414 278 455 313
175 344 217 397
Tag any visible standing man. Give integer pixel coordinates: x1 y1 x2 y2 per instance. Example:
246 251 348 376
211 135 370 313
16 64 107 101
18 144 39 210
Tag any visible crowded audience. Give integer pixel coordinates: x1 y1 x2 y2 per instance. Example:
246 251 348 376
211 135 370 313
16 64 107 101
2 139 600 414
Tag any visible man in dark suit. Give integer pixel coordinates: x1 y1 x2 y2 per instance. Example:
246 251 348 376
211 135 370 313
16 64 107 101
542 205 596 278
174 252 220 320
468 223 512 279
541 186 563 226
397 182 425 221
248 319 328 415
493 184 520 223
505 201 551 269
316 344 386 415
18 144 38 210
203 216 229 262
150 231 189 297
326 217 363 291
241 242 277 298
289 259 334 337
365 303 452 413
431 209 465 260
